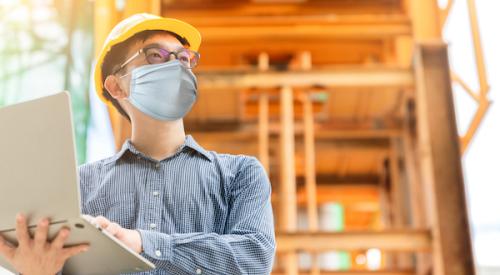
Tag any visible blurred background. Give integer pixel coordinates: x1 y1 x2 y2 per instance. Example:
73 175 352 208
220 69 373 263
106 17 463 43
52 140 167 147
0 0 499 274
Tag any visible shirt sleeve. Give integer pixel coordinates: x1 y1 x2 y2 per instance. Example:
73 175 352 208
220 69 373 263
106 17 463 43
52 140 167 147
137 156 276 275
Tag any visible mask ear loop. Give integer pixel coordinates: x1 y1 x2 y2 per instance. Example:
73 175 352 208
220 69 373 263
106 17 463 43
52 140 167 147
120 71 132 79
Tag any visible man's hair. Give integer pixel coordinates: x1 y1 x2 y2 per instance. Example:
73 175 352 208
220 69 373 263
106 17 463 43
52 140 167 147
101 30 190 121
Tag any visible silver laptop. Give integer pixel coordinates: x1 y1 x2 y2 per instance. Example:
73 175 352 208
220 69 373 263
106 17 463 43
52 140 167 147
0 92 155 274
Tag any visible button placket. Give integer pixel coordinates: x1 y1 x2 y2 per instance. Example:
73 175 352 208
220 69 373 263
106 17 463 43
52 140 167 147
147 165 163 232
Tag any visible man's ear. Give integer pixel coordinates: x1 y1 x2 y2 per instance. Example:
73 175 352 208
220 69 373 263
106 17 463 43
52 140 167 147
104 75 128 100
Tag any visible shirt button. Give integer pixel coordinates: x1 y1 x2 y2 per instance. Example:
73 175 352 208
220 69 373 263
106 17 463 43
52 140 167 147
150 223 157 229
196 268 202 274
153 191 159 196
154 163 160 169
155 250 162 257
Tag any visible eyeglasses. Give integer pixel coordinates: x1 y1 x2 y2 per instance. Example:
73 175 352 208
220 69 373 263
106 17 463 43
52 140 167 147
113 45 200 75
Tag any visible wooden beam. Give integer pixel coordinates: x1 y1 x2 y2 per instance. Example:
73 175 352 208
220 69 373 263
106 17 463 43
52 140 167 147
258 93 270 173
402 97 431 275
302 90 319 275
124 0 160 17
297 174 380 185
315 129 401 139
276 230 432 252
293 184 380 206
94 0 122 150
466 0 488 95
272 270 414 275
389 139 404 227
279 86 298 275
402 99 426 228
188 126 402 140
389 138 413 269
258 53 270 173
195 21 410 41
162 1 405 16
410 0 441 40
94 0 118 57
414 43 475 275
196 67 414 89
165 14 409 28
302 93 318 230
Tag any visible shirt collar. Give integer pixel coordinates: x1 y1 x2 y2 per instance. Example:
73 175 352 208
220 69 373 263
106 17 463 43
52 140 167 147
184 134 213 161
104 134 212 165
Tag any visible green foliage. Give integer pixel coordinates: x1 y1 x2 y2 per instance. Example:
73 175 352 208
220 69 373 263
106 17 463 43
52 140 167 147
0 0 94 164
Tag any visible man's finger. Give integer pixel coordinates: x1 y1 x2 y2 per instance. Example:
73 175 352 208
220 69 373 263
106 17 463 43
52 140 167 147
51 227 70 250
15 213 31 247
104 222 121 236
94 216 111 229
62 244 89 260
0 234 15 260
33 218 49 252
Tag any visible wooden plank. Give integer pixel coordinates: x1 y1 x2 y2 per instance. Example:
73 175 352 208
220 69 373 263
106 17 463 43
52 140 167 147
410 0 441 40
165 14 410 28
258 53 270 173
258 93 270 173
466 0 488 95
460 0 491 151
302 90 320 275
196 68 414 89
402 98 425 228
414 43 475 275
389 138 404 228
197 40 387 68
302 93 318 228
188 127 402 140
195 22 410 41
162 1 405 16
276 230 432 252
293 184 380 206
279 86 298 275
124 0 158 17
94 0 118 57
389 138 413 269
315 129 401 139
272 270 414 275
402 98 431 275
94 0 122 150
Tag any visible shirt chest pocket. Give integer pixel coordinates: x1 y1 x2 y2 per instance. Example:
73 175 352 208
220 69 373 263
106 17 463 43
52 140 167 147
84 193 137 229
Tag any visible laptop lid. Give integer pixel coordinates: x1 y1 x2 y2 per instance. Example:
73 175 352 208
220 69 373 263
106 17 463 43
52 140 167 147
0 92 81 231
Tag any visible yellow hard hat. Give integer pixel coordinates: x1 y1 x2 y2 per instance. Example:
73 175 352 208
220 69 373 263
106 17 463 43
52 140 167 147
94 13 201 106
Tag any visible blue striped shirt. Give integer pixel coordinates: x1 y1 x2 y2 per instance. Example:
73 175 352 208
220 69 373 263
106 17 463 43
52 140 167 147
78 135 276 275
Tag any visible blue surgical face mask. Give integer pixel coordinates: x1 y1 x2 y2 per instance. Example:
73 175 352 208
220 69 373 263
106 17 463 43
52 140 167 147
126 60 197 121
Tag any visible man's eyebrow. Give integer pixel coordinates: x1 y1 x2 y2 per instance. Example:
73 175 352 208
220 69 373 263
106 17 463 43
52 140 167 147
143 43 184 51
143 43 161 49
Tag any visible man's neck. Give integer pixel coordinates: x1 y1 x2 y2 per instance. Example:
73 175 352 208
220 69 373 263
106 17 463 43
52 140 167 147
129 117 186 161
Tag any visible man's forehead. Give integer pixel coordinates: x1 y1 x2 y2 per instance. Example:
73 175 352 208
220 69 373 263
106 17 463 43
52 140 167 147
128 33 184 54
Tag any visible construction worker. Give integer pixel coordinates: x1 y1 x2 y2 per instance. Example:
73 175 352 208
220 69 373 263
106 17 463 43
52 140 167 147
0 13 275 274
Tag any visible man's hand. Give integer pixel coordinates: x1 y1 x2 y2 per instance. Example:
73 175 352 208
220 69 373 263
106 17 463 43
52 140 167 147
83 215 142 254
0 214 89 275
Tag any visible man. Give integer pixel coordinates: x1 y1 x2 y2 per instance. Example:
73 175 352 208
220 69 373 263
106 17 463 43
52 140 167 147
0 13 275 275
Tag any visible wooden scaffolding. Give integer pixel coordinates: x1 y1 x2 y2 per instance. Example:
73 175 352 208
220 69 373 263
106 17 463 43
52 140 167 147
94 0 488 274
